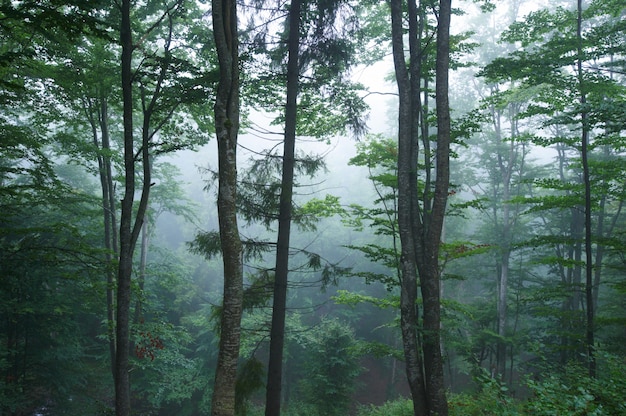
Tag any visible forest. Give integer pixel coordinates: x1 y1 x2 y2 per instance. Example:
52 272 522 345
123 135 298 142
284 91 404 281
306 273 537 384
1 0 625 415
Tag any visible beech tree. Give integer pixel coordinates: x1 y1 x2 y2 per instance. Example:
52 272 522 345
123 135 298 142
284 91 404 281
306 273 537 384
390 0 450 414
116 1 211 413
468 87 534 380
481 0 626 377
210 0 243 414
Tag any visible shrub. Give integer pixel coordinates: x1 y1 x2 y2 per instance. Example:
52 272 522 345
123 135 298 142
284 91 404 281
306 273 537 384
356 398 414 416
524 354 626 416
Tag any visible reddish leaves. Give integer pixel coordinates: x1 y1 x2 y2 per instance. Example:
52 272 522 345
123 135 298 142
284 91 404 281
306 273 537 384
134 331 164 361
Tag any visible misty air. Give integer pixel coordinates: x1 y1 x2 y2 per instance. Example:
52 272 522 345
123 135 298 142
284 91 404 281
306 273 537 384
1 1 625 415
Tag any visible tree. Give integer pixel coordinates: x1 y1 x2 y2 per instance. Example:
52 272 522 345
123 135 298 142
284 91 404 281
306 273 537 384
297 319 362 416
469 87 534 380
115 1 139 412
264 1 302 414
390 0 450 414
575 0 598 379
26 7 212 410
210 0 243 413
0 141 107 415
116 1 212 413
0 2 115 413
235 1 367 413
50 37 122 379
450 1 538 383
389 0 425 411
426 3 451 413
344 135 402 292
481 0 626 375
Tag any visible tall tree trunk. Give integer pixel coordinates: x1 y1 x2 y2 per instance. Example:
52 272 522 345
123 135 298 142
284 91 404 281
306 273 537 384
88 93 118 380
418 1 451 414
555 141 584 365
134 218 149 324
494 106 519 378
84 90 118 380
116 1 153 414
115 1 134 413
100 95 118 381
576 0 595 378
211 0 243 414
390 0 427 414
265 1 301 415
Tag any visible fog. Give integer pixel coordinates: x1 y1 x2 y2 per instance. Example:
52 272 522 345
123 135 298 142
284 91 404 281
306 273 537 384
3 0 624 414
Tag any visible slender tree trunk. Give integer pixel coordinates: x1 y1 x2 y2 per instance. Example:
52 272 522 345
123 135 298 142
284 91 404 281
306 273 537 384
496 245 509 376
85 91 118 380
116 1 154 413
391 0 451 413
576 0 595 378
115 1 134 413
555 142 584 364
134 218 149 324
265 2 301 415
390 0 427 414
211 0 243 414
100 95 118 380
418 1 451 414
495 114 518 378
594 166 624 309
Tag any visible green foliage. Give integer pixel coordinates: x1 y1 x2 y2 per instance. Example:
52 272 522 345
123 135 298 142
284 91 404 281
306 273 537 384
242 271 274 311
524 354 626 416
242 0 370 139
236 357 266 416
359 354 626 416
342 135 401 290
333 289 399 310
356 398 414 416
448 387 521 416
236 147 329 231
296 318 362 416
188 230 222 259
349 135 398 173
299 194 345 219
0 161 109 414
129 247 218 415
450 368 522 416
149 162 199 225
133 332 204 411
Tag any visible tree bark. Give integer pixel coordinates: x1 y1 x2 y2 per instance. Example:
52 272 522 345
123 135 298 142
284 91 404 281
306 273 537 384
391 0 451 414
134 217 149 324
576 0 595 378
493 105 521 378
265 1 301 415
100 95 119 381
554 141 584 365
116 1 154 414
417 1 451 414
87 92 118 380
115 1 135 413
211 0 243 414
390 0 427 414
